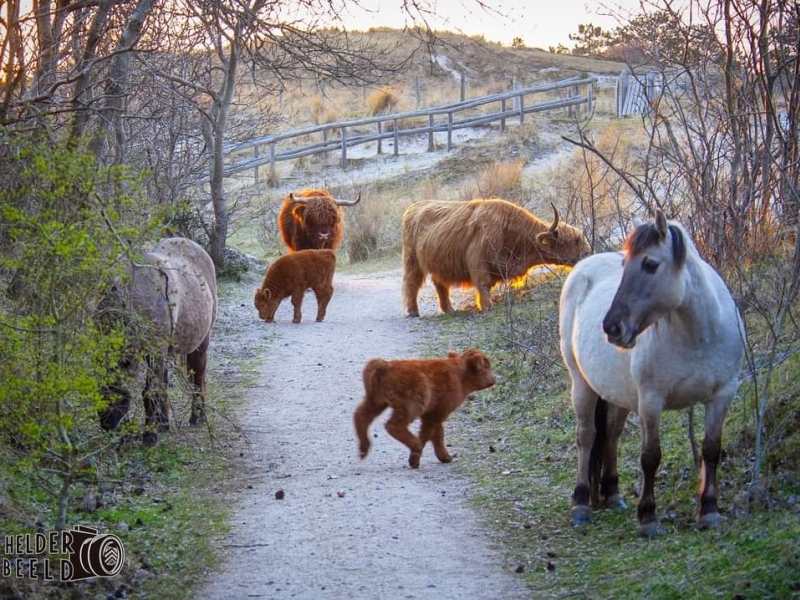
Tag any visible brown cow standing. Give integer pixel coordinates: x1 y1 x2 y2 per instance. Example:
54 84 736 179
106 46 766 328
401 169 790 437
254 249 336 323
353 349 496 469
401 199 591 316
277 188 360 252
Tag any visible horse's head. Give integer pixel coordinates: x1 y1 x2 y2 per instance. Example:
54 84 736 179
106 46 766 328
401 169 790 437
603 210 688 348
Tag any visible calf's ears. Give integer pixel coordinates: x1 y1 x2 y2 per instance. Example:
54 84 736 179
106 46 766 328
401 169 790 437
292 205 306 222
463 348 488 371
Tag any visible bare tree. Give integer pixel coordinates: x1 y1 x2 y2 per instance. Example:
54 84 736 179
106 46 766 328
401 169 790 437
567 0 800 501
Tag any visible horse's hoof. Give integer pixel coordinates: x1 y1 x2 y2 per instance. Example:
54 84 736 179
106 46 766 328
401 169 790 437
406 312 420 318
408 452 421 469
638 520 666 538
698 512 725 529
142 431 159 447
570 506 593 526
604 495 628 510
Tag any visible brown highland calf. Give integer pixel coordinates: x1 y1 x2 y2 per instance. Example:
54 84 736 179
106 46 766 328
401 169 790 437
254 249 336 323
277 188 360 252
402 199 591 315
353 349 496 468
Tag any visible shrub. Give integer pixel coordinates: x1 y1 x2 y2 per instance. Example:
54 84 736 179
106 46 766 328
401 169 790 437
476 158 525 199
0 135 156 529
366 86 400 116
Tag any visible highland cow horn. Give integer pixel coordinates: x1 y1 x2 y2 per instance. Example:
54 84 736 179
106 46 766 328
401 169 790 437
288 192 308 204
549 202 560 233
334 190 361 207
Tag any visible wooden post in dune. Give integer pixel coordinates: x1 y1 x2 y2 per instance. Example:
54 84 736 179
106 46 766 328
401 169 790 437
253 145 259 184
341 126 347 168
269 142 276 185
447 112 453 150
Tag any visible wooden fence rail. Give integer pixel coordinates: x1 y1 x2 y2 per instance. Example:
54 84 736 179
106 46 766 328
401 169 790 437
223 75 596 183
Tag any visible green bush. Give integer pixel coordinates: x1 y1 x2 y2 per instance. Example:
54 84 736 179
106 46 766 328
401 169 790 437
0 135 156 529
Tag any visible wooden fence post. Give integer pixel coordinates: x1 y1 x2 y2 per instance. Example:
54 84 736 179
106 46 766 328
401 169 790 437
586 82 594 115
447 112 453 150
416 75 422 109
501 98 507 131
377 121 383 154
428 115 435 151
269 142 276 185
460 72 466 102
341 126 347 168
616 69 628 117
568 85 579 117
393 119 399 156
253 145 259 184
519 92 525 125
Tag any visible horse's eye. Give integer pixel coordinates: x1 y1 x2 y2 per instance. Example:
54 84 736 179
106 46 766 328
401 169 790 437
642 257 659 274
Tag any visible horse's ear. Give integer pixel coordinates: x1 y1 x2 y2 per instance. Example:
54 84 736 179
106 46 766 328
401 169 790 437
654 209 668 240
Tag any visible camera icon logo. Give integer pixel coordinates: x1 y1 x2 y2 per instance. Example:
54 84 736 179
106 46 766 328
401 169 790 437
63 525 125 581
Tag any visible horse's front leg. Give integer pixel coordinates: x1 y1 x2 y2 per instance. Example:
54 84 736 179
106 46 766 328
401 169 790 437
601 404 630 510
570 378 599 526
143 352 170 446
698 392 733 528
637 400 664 537
187 335 210 427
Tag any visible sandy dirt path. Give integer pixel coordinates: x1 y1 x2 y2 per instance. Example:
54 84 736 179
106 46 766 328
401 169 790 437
199 268 529 600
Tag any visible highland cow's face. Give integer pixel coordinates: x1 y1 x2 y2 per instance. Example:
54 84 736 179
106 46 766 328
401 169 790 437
535 223 592 266
293 198 341 249
459 348 497 391
254 289 280 322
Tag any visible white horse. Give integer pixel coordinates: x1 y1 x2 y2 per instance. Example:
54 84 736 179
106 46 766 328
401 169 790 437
559 210 745 537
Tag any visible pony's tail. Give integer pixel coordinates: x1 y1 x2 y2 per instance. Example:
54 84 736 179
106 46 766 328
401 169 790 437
589 398 608 505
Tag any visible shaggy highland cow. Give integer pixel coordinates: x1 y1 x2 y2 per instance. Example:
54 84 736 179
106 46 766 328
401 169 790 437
278 188 360 252
401 199 591 315
353 349 496 469
254 249 336 323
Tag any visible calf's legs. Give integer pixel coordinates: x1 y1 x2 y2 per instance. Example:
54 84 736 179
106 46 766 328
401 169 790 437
313 283 333 322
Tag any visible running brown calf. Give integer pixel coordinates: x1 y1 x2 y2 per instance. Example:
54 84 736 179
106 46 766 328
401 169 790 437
353 349 496 468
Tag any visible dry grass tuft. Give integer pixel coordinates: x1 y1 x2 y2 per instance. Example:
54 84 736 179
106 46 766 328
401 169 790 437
367 86 400 116
462 158 524 200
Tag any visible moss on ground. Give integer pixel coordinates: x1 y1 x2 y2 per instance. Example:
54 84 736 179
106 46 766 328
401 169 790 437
425 275 800 599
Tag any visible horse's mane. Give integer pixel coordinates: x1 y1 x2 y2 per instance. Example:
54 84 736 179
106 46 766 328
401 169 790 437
624 221 688 268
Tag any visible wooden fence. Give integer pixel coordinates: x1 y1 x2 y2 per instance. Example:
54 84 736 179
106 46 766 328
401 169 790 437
223 76 596 183
616 70 661 117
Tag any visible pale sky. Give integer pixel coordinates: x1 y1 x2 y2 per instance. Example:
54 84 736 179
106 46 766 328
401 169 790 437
339 0 641 50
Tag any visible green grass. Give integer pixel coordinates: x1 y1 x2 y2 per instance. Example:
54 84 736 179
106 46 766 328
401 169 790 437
0 278 265 600
424 276 800 599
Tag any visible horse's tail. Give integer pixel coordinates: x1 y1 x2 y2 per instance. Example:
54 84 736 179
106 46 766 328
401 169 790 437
589 398 608 505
